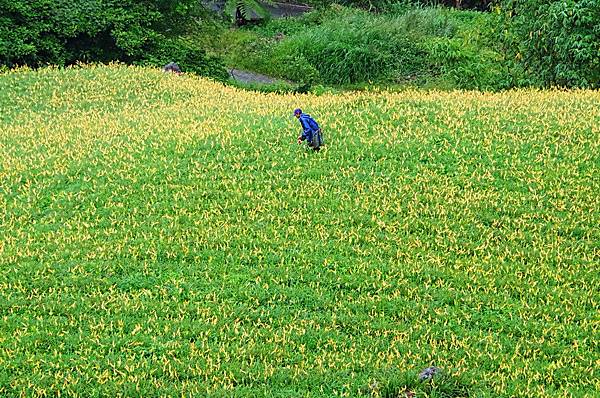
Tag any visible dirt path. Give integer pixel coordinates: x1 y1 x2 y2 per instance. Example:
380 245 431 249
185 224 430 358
229 68 292 84
263 1 312 18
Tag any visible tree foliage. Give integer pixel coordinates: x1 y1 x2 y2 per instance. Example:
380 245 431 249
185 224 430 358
0 0 228 79
498 0 600 88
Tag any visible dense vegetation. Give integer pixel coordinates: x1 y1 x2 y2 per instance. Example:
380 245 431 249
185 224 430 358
0 0 228 79
498 0 600 88
2 1 598 89
216 1 600 90
301 0 492 11
1 65 598 397
214 5 506 90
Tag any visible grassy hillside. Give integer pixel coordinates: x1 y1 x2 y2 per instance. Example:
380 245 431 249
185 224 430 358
0 65 599 397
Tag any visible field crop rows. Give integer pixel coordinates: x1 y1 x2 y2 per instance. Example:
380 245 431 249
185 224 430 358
0 65 598 397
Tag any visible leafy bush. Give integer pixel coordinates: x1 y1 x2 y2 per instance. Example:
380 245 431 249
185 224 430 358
498 0 600 88
269 7 426 85
393 7 462 36
424 36 506 90
220 31 278 74
273 53 320 85
0 0 228 80
223 0 270 23
141 38 229 81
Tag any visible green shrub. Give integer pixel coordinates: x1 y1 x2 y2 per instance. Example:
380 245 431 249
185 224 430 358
227 34 278 74
424 37 506 90
270 7 426 85
140 38 229 81
498 0 600 88
272 53 320 84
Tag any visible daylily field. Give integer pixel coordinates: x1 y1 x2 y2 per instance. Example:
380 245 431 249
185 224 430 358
0 65 598 397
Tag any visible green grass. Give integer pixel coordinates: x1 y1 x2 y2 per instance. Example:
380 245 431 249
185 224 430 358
0 65 599 397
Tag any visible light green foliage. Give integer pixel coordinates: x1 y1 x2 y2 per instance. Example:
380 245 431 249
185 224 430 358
271 7 425 85
0 65 599 397
423 37 504 90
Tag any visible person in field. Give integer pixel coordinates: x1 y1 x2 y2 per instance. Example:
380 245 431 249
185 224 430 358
294 108 323 151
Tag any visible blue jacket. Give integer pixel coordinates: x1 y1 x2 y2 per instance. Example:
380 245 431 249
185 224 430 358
298 114 320 143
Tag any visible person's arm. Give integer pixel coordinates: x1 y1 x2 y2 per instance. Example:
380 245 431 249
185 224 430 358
300 128 310 140
298 118 310 142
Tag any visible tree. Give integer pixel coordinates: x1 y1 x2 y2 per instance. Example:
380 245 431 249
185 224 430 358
0 0 228 79
498 0 600 88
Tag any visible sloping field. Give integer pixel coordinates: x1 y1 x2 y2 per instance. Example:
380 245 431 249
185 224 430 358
0 65 598 397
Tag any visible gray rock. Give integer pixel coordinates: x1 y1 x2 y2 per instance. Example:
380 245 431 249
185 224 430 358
163 62 182 73
418 366 441 381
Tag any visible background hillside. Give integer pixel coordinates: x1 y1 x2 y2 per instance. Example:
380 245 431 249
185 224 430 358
2 0 598 91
